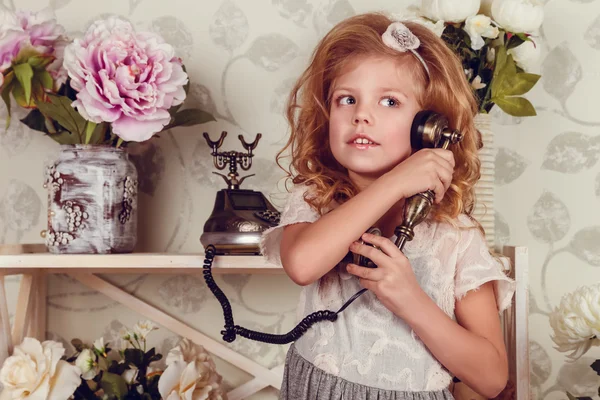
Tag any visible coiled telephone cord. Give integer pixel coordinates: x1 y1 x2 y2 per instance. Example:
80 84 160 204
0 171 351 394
203 244 368 344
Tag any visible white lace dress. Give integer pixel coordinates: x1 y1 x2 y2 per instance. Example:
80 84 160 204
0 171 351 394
260 184 515 399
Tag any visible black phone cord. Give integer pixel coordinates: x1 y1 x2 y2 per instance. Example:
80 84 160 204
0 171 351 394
203 244 368 344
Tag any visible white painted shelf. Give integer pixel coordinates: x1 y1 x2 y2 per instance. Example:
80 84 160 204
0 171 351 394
0 244 282 274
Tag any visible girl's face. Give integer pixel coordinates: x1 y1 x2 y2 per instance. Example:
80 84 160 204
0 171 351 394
328 55 422 188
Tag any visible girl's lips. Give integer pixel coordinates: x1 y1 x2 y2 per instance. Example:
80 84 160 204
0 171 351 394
348 142 379 150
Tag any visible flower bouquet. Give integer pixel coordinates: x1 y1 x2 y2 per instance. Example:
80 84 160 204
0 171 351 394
0 7 215 253
550 284 600 400
0 320 227 400
0 8 213 146
399 0 544 117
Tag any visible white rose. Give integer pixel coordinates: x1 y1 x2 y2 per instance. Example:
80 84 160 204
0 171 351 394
75 348 99 380
420 0 481 23
391 8 446 37
491 0 544 33
507 38 541 72
159 339 225 400
464 14 499 50
133 320 158 340
0 338 81 400
550 283 600 361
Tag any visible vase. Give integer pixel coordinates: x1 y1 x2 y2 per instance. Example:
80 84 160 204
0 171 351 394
473 113 495 248
42 144 138 254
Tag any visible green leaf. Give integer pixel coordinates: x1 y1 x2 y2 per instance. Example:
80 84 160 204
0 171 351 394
89 121 108 144
1 82 13 129
492 96 537 117
506 35 526 50
124 348 144 368
116 137 124 148
50 130 80 145
13 63 34 106
503 72 541 96
165 108 216 130
84 121 97 144
100 372 128 400
28 55 55 70
35 70 54 91
35 94 87 138
12 83 35 108
591 359 600 375
20 108 51 134
14 47 44 64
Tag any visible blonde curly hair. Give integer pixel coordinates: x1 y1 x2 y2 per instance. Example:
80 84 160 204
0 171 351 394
276 12 483 228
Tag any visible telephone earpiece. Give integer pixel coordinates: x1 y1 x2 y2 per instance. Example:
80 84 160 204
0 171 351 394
352 110 463 268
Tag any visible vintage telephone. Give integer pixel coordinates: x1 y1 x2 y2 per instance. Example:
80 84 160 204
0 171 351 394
201 110 463 344
200 131 281 255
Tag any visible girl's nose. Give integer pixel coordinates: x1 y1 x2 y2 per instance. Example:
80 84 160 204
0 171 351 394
353 108 371 125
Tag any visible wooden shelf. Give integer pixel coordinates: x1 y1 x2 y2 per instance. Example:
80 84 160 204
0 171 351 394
0 244 282 274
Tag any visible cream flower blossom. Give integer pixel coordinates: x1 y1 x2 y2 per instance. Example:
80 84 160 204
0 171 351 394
133 320 158 340
507 38 541 72
464 14 499 50
0 338 81 400
159 339 227 400
75 348 99 380
550 283 600 361
471 75 487 90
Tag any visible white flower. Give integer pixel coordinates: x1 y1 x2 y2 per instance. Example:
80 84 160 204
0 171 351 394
549 283 600 361
122 367 139 384
464 14 499 50
120 327 132 341
391 7 446 37
491 0 544 33
76 348 99 380
93 337 106 356
133 320 159 340
159 339 226 400
420 0 480 23
0 338 81 400
471 75 487 90
486 47 496 63
507 38 541 72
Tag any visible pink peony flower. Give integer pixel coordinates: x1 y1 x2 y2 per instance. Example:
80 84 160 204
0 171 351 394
63 17 188 142
0 9 27 74
16 8 65 57
0 8 65 88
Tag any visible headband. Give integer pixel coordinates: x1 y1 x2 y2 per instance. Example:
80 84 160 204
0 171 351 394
382 22 431 79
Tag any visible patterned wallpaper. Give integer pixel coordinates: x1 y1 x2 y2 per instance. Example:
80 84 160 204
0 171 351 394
0 0 598 398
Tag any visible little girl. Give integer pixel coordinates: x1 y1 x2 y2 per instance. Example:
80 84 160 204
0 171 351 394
260 12 515 400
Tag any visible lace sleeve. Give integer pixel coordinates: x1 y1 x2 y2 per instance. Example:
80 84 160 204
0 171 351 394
454 215 516 313
259 184 320 266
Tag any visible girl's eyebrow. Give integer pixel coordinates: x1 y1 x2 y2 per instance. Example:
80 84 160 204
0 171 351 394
331 86 409 100
377 87 409 100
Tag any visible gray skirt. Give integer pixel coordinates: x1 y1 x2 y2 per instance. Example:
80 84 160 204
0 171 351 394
279 345 455 400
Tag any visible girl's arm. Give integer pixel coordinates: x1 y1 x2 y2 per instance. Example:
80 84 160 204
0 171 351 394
281 148 454 286
345 222 514 398
401 283 508 398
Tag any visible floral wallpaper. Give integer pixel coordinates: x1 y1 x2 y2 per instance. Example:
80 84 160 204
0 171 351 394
0 0 598 398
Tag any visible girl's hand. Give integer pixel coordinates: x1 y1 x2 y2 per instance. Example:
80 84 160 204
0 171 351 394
387 148 455 204
346 232 424 318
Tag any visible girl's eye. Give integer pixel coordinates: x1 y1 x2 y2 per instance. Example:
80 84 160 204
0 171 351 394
380 97 400 107
337 95 355 105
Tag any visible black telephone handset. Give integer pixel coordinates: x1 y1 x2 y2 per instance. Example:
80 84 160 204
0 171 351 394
352 110 463 269
202 110 463 345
